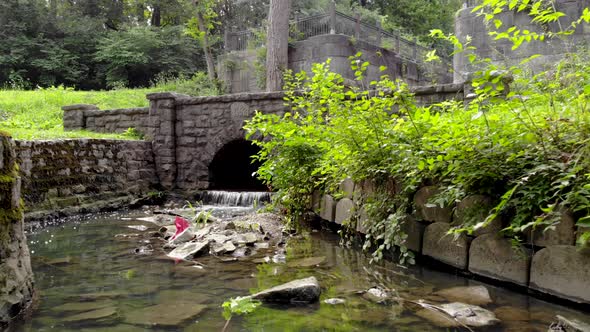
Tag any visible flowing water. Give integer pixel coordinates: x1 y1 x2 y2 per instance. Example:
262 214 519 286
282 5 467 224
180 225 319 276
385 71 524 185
198 191 271 207
14 200 590 331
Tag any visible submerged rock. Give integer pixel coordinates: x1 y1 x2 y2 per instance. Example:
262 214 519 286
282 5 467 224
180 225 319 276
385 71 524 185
54 301 115 312
250 276 321 304
416 302 500 328
434 285 493 306
127 225 148 231
324 298 346 305
287 256 326 268
167 241 209 260
124 302 207 327
362 287 390 304
554 315 590 332
494 306 530 322
63 307 117 322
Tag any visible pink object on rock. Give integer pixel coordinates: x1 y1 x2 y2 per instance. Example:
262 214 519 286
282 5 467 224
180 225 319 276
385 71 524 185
171 216 190 241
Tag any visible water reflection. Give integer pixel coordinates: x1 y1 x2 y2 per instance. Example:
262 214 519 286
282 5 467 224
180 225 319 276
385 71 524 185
15 212 590 331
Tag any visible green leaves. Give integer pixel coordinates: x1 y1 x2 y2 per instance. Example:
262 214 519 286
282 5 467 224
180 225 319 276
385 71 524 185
222 297 261 321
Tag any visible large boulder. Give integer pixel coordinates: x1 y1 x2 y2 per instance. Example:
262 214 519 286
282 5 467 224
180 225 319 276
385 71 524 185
250 276 321 304
422 222 470 269
468 234 531 286
530 245 590 304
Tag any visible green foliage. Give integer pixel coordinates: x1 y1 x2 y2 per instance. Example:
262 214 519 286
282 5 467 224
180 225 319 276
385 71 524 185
122 127 144 140
246 40 590 260
221 296 261 320
150 71 220 96
0 76 217 139
95 26 202 89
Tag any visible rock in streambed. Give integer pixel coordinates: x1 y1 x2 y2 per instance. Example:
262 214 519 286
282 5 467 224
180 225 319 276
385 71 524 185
249 276 321 304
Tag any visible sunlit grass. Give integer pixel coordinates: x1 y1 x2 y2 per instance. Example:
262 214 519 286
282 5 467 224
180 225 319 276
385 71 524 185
0 86 157 140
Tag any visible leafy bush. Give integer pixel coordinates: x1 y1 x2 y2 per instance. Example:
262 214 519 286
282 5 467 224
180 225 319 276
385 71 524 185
245 46 590 262
150 72 220 96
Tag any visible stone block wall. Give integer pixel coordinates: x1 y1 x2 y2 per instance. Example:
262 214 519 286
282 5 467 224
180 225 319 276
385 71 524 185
14 139 158 222
63 105 150 136
0 133 34 328
317 178 590 305
166 92 288 190
62 88 469 193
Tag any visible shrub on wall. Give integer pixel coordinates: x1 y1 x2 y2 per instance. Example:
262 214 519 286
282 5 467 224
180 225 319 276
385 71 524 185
245 45 590 262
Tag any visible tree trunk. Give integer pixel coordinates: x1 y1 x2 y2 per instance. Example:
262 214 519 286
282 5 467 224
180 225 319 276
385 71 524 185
197 11 218 82
151 3 161 27
265 0 291 92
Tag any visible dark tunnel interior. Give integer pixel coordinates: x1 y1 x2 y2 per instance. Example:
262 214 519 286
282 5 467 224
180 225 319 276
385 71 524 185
208 140 267 191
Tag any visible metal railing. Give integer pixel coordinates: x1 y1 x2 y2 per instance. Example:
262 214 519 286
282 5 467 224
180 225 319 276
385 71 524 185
224 7 450 64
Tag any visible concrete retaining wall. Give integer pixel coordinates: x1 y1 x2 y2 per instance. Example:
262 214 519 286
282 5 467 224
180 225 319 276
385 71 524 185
14 139 159 222
318 178 590 305
219 34 453 94
454 0 590 82
0 134 34 328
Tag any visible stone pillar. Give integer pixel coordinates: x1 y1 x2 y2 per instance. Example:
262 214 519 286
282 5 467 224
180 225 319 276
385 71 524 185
0 133 34 328
62 104 99 131
146 93 181 190
329 1 336 35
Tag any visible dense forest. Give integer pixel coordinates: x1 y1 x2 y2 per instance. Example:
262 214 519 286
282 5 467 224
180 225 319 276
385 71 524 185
0 0 460 90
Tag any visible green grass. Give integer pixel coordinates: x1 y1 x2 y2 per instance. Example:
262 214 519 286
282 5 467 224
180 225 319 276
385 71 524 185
0 86 157 140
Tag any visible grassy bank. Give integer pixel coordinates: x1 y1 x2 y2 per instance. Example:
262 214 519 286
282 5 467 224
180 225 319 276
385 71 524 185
0 73 218 140
0 86 154 140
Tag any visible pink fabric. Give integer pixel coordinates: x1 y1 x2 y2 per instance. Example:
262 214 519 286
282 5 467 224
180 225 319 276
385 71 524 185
170 216 190 241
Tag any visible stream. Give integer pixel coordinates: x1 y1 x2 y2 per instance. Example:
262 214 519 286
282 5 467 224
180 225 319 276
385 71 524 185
13 192 590 331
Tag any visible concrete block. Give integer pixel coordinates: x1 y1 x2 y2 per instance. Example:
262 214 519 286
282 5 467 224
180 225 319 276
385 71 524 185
401 215 425 253
423 222 470 269
453 195 501 236
469 234 531 286
334 198 354 225
526 208 576 247
356 206 369 234
414 186 453 223
339 177 355 199
530 245 590 304
320 194 336 222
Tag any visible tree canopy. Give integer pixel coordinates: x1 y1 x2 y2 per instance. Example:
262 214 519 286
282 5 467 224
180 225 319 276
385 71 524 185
0 0 460 90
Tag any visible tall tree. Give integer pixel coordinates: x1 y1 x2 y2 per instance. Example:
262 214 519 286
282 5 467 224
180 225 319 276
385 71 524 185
265 0 290 91
188 0 218 81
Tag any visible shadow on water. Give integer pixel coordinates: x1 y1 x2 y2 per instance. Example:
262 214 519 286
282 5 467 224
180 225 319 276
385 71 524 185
14 209 590 331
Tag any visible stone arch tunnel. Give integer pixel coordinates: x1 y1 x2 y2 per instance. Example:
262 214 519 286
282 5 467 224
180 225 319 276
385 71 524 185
208 139 266 191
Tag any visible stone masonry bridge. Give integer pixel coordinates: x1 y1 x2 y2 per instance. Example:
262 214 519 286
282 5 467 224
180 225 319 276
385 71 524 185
63 85 467 192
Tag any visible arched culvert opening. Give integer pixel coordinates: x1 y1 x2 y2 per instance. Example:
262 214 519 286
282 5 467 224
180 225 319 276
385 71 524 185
208 139 267 191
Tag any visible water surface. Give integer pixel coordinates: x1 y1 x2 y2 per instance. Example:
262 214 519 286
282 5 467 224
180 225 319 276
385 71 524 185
16 210 590 331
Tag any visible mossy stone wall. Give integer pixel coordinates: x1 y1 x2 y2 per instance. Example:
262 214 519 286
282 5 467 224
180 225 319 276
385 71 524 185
0 133 34 328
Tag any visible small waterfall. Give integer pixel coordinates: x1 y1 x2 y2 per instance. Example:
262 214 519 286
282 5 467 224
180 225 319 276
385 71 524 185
198 191 271 207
